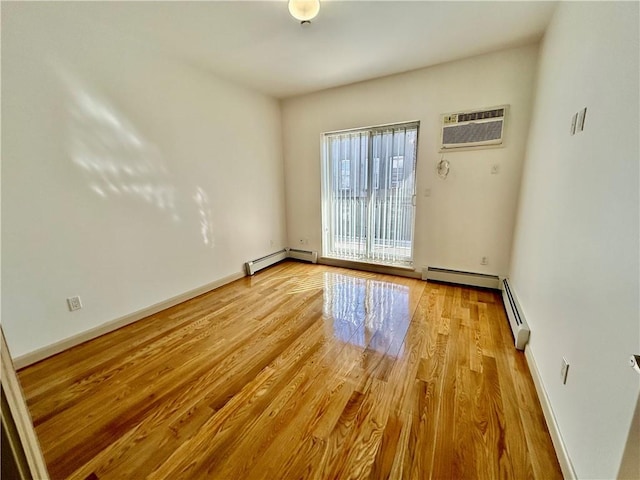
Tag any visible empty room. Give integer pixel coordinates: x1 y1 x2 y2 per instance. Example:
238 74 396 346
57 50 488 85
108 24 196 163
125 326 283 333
1 1 638 479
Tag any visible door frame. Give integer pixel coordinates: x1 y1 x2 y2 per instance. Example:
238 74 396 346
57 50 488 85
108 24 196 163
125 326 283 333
1 326 50 479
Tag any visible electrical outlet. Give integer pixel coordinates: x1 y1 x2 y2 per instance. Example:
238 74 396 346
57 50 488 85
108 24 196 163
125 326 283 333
481 256 488 265
561 357 569 384
67 296 82 312
491 164 500 175
424 188 431 197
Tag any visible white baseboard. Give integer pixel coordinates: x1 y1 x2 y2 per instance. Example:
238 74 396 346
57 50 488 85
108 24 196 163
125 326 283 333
13 271 246 369
525 345 577 479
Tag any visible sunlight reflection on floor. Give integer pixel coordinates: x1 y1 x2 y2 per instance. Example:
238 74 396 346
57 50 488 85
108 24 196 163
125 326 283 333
322 272 410 353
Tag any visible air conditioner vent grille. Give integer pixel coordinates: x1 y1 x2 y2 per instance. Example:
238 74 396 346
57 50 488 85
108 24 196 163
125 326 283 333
440 104 508 150
443 120 503 145
457 108 505 122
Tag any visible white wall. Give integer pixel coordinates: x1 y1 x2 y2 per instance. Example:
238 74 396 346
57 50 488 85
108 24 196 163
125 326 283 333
1 3 286 358
509 2 639 478
281 44 539 277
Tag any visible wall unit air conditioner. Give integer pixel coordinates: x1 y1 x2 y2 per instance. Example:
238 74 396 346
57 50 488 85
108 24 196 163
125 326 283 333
440 105 508 151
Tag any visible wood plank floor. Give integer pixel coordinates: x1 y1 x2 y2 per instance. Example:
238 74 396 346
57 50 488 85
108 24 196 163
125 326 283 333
18 261 562 479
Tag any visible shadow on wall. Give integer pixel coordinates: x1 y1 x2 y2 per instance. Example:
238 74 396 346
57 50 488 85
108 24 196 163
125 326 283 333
53 63 215 248
194 186 215 247
618 391 640 479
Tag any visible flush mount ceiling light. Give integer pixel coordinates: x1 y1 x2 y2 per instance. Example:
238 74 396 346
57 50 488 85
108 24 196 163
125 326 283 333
288 0 320 24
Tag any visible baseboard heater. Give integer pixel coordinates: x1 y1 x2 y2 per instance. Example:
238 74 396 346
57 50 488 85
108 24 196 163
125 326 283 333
287 248 318 264
422 267 500 289
245 248 318 276
501 278 530 350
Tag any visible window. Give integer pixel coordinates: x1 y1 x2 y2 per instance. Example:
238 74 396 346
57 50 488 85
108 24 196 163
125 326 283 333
390 156 404 188
340 159 351 189
321 121 419 266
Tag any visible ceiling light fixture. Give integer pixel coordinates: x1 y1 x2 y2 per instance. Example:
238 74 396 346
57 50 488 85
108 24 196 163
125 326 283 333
288 0 320 24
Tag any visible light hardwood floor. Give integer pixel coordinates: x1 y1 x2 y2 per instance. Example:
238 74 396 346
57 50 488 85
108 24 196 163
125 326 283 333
18 261 562 479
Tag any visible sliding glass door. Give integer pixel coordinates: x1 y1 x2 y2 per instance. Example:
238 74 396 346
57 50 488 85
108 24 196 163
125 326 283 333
321 122 419 267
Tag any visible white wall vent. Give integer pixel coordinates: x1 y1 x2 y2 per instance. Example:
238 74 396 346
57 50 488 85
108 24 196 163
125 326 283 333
245 249 288 275
245 248 318 276
440 105 508 150
422 267 500 290
501 278 530 350
287 248 318 264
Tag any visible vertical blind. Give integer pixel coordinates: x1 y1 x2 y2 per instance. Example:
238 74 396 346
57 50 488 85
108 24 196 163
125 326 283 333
321 121 419 266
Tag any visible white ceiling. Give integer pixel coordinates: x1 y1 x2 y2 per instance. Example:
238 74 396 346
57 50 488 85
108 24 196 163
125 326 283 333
51 1 558 99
